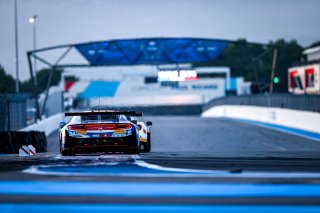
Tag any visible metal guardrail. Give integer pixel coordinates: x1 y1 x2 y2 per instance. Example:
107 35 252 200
204 94 320 113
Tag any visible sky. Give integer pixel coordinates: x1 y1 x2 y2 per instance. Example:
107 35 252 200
0 0 320 81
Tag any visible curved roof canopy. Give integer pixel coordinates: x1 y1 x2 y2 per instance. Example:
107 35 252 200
75 38 228 66
30 38 232 67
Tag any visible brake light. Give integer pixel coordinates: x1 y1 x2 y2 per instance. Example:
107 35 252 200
101 124 117 130
84 124 100 130
117 124 132 129
85 124 117 130
69 123 131 131
69 125 85 130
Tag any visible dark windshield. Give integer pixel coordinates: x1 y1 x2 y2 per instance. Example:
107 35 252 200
101 115 118 122
81 115 98 122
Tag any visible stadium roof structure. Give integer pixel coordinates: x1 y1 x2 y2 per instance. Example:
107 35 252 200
77 38 230 65
28 38 239 68
26 37 276 119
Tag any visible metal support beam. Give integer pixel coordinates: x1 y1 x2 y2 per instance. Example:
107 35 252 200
27 52 41 121
14 0 20 93
41 66 54 116
39 47 72 118
31 54 53 67
269 48 278 94
54 46 72 65
6 95 10 131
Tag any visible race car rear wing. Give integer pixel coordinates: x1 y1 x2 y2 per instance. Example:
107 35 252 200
65 111 143 117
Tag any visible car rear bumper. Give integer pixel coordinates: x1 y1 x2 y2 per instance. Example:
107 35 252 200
62 133 139 154
66 144 133 155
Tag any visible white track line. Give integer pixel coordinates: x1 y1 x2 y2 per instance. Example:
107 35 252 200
23 154 320 179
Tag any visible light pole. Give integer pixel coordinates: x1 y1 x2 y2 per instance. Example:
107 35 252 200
29 15 38 86
14 0 19 93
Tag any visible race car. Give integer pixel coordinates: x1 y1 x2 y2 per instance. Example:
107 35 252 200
126 115 152 152
59 110 152 156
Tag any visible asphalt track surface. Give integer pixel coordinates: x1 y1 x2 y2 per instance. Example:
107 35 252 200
1 116 320 212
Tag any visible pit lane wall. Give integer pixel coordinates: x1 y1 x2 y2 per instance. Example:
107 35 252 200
1 113 65 154
20 113 64 137
202 105 320 136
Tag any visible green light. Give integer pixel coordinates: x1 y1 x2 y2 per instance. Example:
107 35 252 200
273 76 279 84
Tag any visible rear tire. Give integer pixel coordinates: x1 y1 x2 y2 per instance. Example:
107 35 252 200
141 132 151 152
142 142 151 152
60 133 73 156
130 147 140 154
127 128 140 154
143 132 151 152
61 149 73 156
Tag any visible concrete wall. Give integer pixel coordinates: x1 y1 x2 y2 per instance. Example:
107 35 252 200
203 94 320 113
38 86 64 117
202 105 320 134
20 113 64 136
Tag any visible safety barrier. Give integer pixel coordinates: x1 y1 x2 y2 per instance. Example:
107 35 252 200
202 105 320 135
0 131 47 154
204 94 320 113
3 113 65 154
20 113 64 136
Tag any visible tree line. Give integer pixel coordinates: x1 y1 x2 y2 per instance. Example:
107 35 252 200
0 65 63 95
193 38 316 93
